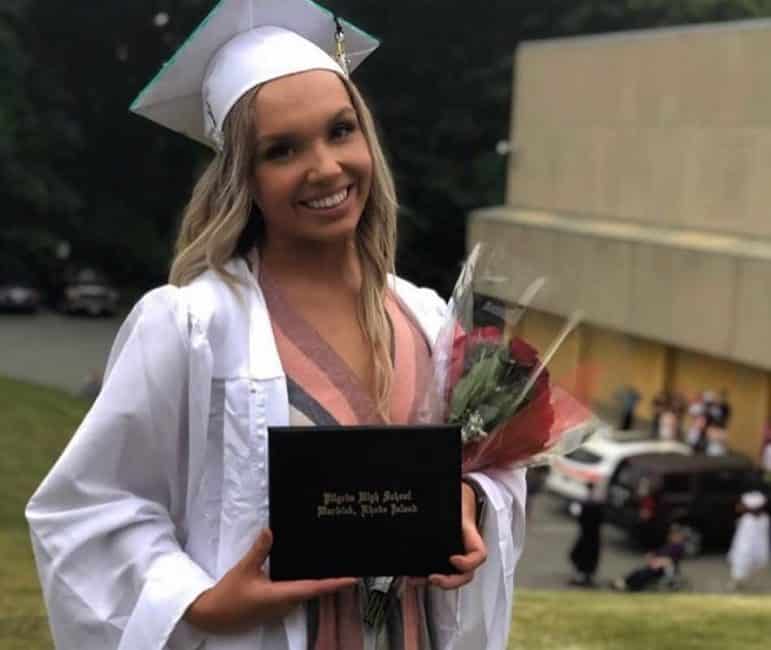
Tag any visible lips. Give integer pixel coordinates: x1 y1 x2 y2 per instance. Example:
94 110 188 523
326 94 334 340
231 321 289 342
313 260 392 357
300 186 350 210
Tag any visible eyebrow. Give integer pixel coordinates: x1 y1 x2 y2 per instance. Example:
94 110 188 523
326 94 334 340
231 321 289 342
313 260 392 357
257 107 357 146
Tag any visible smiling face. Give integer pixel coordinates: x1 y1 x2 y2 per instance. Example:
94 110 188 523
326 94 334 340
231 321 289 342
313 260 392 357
251 70 373 250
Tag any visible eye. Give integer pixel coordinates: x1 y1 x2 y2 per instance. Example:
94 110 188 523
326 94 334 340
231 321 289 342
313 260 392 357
262 141 294 162
330 119 357 141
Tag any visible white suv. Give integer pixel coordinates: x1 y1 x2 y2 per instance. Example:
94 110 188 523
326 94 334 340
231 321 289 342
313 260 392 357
545 427 692 503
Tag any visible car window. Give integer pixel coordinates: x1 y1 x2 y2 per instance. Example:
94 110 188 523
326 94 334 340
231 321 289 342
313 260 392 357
565 448 603 464
614 464 638 487
700 471 746 494
661 474 690 494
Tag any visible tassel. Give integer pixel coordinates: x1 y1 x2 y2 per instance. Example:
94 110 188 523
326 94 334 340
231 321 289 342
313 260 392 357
334 17 351 77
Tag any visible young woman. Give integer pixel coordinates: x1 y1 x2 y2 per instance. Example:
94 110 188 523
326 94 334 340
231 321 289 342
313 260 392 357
26 4 526 649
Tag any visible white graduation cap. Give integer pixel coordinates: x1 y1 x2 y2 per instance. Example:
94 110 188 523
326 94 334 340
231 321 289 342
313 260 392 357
741 491 767 510
130 0 379 149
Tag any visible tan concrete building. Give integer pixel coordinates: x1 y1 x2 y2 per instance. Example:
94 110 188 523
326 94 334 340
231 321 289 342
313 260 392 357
469 20 771 459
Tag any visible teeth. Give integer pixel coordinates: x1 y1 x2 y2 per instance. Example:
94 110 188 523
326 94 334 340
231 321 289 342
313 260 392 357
305 188 348 209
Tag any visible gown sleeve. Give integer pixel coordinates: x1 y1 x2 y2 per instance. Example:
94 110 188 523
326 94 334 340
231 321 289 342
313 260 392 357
25 286 216 650
429 467 527 650
413 285 528 650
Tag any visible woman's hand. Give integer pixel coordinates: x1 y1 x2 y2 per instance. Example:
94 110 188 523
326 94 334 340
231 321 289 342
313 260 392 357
184 529 356 634
428 482 487 590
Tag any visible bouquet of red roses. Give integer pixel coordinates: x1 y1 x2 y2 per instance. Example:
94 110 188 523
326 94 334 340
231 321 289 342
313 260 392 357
422 245 600 472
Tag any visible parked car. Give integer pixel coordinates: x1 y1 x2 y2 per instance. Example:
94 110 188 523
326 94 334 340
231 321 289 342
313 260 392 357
0 259 42 313
59 268 120 316
545 427 691 503
604 451 762 555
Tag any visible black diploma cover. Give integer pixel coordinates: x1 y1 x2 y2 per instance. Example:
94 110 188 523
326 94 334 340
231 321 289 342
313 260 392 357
268 424 463 580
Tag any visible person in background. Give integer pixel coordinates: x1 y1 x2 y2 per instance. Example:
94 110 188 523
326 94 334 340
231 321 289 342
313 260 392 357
714 389 732 429
674 394 687 439
611 524 686 592
702 390 718 423
727 491 770 592
567 482 604 587
653 390 685 441
651 391 667 436
759 422 771 483
705 424 728 456
615 385 641 431
657 409 678 441
685 400 708 452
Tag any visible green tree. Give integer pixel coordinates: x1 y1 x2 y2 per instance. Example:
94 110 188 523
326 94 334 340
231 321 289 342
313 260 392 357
0 1 83 227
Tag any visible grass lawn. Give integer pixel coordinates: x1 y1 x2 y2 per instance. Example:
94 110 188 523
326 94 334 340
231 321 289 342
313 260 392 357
508 590 771 649
2 375 770 649
0 376 87 650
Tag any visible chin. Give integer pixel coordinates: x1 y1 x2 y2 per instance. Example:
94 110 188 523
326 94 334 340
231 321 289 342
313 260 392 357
315 220 360 244
311 208 363 242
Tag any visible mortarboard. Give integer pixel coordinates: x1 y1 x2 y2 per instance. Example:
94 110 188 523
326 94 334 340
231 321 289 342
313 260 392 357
130 0 379 149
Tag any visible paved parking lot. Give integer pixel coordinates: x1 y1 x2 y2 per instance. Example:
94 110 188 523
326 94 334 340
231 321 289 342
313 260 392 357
0 310 121 395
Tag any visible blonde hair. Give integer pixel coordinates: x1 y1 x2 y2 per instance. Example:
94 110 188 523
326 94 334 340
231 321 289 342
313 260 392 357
169 76 398 418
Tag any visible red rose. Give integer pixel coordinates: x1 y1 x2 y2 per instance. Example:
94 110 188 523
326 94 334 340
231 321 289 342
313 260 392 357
510 336 550 396
509 337 539 367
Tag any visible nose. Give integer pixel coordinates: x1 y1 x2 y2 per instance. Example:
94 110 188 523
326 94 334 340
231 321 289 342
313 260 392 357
306 142 342 183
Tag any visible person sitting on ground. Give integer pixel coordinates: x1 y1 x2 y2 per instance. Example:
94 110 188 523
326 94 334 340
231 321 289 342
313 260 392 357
612 524 686 592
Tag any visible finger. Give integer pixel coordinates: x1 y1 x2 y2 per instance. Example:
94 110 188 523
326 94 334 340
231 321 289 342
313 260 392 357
428 572 473 590
461 521 487 565
271 577 357 604
449 551 485 573
240 528 273 569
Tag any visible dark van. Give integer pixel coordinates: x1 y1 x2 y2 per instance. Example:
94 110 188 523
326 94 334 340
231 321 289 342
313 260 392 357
604 452 761 555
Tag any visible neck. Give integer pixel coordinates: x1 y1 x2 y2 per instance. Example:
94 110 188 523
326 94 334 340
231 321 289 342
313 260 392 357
258 237 362 292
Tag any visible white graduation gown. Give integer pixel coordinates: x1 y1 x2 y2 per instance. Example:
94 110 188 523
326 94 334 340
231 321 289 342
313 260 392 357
26 258 526 650
727 512 770 581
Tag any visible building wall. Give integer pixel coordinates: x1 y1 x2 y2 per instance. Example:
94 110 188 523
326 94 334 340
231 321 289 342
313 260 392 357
508 21 771 238
469 21 771 458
